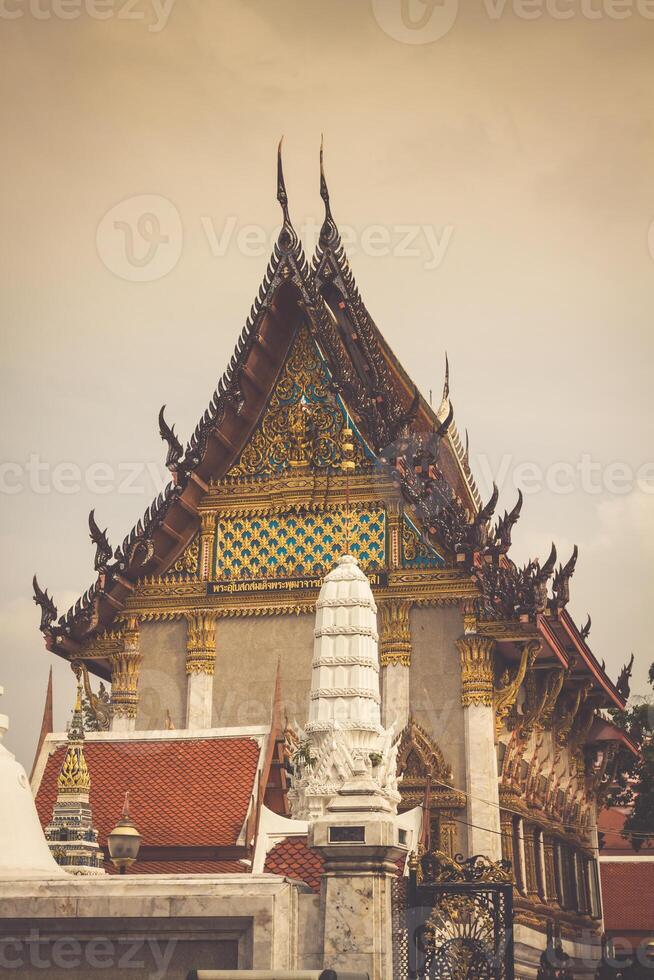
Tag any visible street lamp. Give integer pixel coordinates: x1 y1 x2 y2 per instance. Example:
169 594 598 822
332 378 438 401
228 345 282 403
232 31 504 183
107 791 141 875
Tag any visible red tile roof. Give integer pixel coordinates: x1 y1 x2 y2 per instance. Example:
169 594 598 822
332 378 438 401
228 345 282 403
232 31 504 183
264 836 324 892
601 861 654 932
597 807 654 857
35 737 261 849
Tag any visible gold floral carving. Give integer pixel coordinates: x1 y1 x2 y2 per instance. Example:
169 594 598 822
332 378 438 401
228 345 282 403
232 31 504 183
461 599 477 635
457 634 496 707
199 513 216 581
185 610 217 675
379 599 412 667
396 716 465 814
402 517 443 568
165 535 199 578
539 667 566 728
110 615 142 719
554 684 589 748
228 326 367 477
493 642 535 738
58 744 91 794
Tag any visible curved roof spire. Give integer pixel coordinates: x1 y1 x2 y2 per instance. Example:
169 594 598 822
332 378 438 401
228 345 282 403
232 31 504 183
276 137 298 254
437 352 451 423
319 135 338 248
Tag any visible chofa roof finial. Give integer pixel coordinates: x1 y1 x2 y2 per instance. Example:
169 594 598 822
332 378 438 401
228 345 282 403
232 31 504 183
319 134 338 247
276 137 298 254
277 136 290 222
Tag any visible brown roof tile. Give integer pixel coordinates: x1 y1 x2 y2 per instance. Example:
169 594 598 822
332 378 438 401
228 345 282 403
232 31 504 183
264 836 324 892
601 861 654 931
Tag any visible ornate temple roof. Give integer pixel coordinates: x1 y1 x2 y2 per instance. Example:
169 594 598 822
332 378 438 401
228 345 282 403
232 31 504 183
31 143 628 711
32 144 479 654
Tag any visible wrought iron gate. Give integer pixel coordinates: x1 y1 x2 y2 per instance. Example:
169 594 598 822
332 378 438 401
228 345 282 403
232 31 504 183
404 850 515 980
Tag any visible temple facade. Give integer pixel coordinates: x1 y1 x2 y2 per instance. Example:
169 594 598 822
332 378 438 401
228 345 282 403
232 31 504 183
26 145 639 979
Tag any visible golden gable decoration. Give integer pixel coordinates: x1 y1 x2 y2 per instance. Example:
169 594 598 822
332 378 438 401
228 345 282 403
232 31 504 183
228 326 368 477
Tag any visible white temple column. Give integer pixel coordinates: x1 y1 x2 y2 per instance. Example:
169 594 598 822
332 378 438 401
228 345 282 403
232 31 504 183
110 616 141 733
379 599 411 730
456 633 502 860
185 611 217 729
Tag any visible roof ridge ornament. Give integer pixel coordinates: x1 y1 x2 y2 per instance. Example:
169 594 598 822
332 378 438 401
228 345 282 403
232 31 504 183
319 135 338 249
89 509 113 573
436 352 451 423
158 405 184 477
33 575 57 633
276 136 299 254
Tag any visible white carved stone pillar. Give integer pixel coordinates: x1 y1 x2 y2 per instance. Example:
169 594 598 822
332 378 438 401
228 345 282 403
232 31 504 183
298 555 404 980
379 599 411 730
185 611 217 729
456 633 502 860
110 616 141 732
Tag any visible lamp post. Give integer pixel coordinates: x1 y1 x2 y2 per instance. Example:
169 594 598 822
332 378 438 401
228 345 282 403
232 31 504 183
107 791 141 874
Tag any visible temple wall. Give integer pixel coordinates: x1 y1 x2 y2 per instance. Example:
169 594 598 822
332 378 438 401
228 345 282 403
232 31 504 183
212 613 315 728
136 620 187 730
408 606 466 789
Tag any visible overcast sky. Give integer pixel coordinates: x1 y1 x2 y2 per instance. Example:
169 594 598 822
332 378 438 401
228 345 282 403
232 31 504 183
1 0 652 770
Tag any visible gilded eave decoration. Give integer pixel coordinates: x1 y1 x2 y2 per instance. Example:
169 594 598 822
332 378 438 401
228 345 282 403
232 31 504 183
397 717 466 812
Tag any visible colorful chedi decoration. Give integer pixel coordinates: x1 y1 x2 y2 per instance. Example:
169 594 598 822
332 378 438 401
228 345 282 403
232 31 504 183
44 683 104 875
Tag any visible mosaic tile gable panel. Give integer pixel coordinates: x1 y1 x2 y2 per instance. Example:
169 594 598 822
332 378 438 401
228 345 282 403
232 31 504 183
215 506 386 580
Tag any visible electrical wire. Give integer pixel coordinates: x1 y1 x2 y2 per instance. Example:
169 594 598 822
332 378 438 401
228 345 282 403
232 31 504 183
420 773 652 850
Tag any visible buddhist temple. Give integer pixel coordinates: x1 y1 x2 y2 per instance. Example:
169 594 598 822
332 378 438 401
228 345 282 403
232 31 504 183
15 144 641 978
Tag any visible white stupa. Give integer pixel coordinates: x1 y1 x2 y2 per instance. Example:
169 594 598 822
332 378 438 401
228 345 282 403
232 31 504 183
289 555 400 819
0 685 66 879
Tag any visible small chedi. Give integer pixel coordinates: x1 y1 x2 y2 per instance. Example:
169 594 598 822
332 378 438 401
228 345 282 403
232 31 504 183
289 554 400 819
44 683 104 875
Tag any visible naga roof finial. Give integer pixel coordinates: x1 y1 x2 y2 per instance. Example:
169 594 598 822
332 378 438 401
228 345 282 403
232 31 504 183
551 544 578 608
443 352 450 401
319 134 338 248
275 137 298 254
33 575 58 632
158 405 184 473
616 652 634 700
89 509 113 572
277 136 289 221
580 613 592 641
